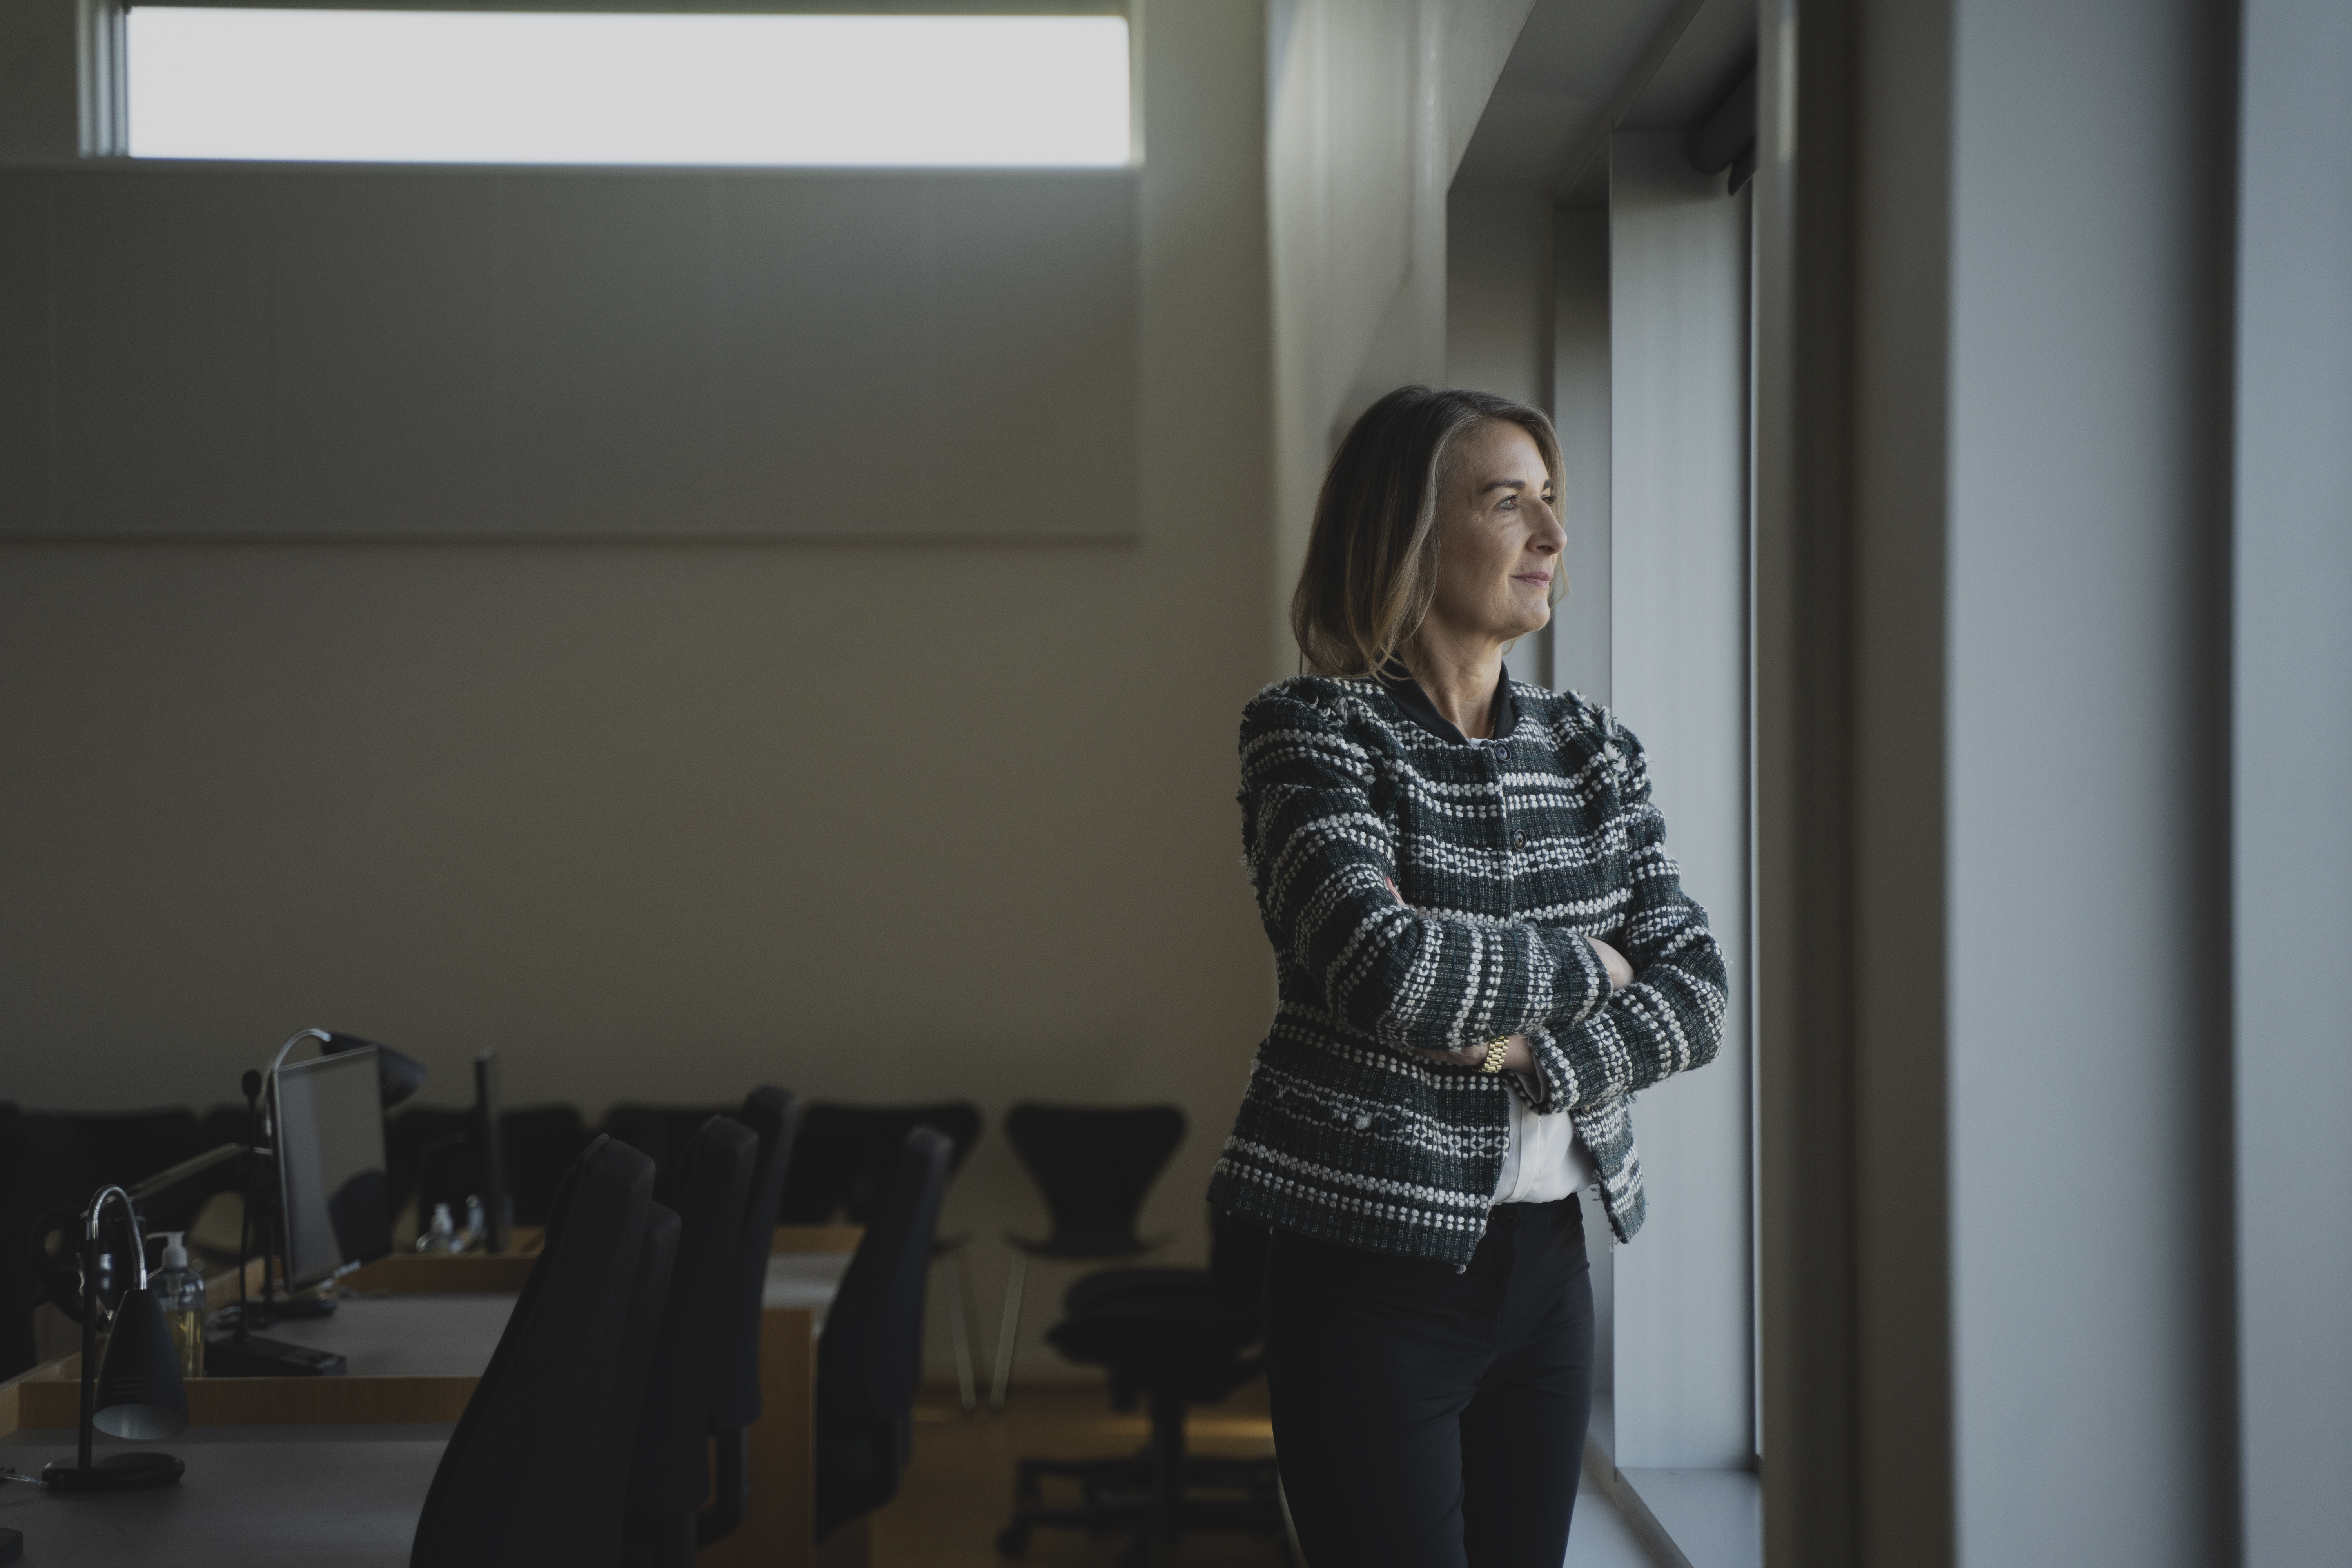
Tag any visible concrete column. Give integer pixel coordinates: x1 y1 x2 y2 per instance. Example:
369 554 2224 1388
1758 0 2243 1561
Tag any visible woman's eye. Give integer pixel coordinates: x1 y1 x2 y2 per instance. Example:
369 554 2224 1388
1499 495 1517 509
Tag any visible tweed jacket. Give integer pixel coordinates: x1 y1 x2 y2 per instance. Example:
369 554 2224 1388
1207 672 1728 1264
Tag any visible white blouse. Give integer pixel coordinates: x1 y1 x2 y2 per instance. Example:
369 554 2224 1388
1491 1076 1598 1204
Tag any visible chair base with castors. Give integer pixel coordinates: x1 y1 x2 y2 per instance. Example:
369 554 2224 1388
997 1246 1285 1566
994 1382 1288 1565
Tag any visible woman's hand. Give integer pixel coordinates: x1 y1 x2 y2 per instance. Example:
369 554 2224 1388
1587 936 1635 991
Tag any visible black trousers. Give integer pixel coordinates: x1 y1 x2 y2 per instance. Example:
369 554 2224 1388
1262 1197 1596 1568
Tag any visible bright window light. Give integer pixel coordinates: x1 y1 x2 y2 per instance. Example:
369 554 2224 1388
125 9 1132 166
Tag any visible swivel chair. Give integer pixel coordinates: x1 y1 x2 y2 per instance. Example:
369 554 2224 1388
781 1101 987 1410
991 1103 1186 1408
814 1127 953 1545
995 1209 1282 1566
622 1116 758 1568
697 1085 800 1548
410 1134 671 1568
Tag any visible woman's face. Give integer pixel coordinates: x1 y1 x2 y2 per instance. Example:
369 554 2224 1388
1423 421 1564 650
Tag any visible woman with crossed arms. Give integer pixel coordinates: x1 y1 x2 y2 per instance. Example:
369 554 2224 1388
1209 385 1728 1567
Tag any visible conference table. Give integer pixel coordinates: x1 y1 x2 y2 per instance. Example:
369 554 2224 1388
0 1229 860 1567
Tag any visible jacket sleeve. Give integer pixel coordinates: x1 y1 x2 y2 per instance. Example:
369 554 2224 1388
1523 720 1729 1112
1240 685 1615 1054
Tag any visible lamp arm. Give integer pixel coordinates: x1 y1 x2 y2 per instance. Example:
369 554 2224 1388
85 1186 147 1291
264 1028 332 1082
77 1183 142 1472
259 1029 333 1139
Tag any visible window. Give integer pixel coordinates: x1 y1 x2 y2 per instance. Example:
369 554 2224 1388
124 9 1132 167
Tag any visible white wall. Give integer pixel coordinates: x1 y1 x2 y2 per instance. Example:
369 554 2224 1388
1604 131 1754 1471
0 0 1275 1385
2233 0 2352 1561
0 167 1137 540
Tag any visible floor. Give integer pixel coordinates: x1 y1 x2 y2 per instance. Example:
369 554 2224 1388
869 1385 1653 1568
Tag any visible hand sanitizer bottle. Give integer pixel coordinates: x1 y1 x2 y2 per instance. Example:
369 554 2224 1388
150 1231 206 1377
416 1203 458 1254
462 1194 487 1254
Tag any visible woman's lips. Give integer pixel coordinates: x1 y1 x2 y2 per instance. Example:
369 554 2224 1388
1513 572 1552 586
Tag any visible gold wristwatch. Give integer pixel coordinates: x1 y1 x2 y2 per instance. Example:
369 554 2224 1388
1479 1035 1512 1073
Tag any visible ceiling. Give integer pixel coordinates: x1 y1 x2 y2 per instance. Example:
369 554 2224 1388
1450 0 1756 202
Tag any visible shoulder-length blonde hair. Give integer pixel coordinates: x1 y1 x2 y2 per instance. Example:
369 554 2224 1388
1290 385 1566 678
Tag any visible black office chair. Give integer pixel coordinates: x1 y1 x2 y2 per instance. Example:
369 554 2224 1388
991 1103 1187 1408
995 1210 1281 1566
697 1086 799 1549
596 1203 681 1564
499 1104 592 1226
410 1134 669 1568
780 1101 987 1410
386 1104 470 1225
777 1102 982 1224
2 1106 221 1377
0 1109 74 1379
600 1103 735 1190
814 1127 953 1545
622 1116 757 1568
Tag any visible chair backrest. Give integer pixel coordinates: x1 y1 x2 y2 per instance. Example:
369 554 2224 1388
386 1105 469 1222
411 1134 656 1568
777 1102 980 1225
1003 1104 1187 1253
709 1087 798 1433
813 1127 952 1541
590 1202 679 1557
625 1116 757 1526
499 1105 590 1226
60 1109 208 1199
0 1110 75 1380
600 1103 735 1190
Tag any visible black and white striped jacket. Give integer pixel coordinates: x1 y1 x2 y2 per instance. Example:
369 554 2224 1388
1207 672 1727 1262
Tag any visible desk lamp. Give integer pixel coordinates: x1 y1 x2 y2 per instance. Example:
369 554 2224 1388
42 1185 189 1493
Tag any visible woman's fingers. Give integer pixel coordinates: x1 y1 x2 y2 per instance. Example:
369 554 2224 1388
1413 1035 1536 1073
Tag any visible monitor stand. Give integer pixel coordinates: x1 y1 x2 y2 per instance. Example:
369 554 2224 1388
204 1320 347 1378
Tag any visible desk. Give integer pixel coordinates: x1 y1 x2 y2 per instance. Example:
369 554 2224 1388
0 1233 859 1567
0 1425 448 1567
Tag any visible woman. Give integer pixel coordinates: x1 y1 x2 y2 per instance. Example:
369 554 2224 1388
1208 386 1728 1567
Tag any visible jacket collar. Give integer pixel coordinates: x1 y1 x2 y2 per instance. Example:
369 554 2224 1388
1376 662 1518 744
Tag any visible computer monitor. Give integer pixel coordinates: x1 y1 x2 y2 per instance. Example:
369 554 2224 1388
272 1047 393 1289
472 1050 510 1254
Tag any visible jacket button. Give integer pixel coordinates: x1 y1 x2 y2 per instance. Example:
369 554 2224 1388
1512 829 1528 849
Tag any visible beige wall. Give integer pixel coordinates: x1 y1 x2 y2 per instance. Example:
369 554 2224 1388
0 0 1273 1381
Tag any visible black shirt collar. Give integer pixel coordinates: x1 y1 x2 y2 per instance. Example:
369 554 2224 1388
1376 662 1519 745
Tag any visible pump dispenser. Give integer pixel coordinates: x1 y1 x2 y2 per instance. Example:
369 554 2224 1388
149 1231 205 1378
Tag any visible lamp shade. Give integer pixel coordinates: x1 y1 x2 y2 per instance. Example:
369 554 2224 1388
91 1286 189 1440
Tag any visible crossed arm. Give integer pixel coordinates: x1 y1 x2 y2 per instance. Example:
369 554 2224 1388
1241 689 1727 1113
